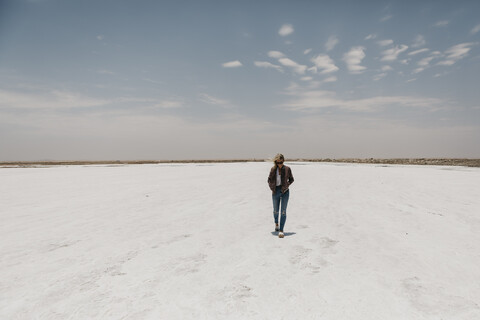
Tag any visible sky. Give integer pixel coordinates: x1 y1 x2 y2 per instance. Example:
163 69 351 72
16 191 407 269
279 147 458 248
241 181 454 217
1 0 480 161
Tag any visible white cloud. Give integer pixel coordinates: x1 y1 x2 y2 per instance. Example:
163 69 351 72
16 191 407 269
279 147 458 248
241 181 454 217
307 66 317 74
434 20 449 27
400 59 409 65
97 69 115 75
278 24 294 36
254 61 284 73
437 42 476 66
412 35 426 48
412 54 438 74
0 89 111 110
323 76 337 83
307 81 322 89
96 35 104 40
418 56 435 67
268 51 285 58
380 15 392 22
377 39 393 47
0 89 181 112
304 48 312 55
281 88 446 112
381 45 408 61
198 93 231 107
300 76 313 81
311 54 339 74
471 24 480 35
325 35 339 51
222 60 242 68
444 43 474 59
406 78 417 83
343 46 366 74
278 58 308 74
365 34 377 40
413 67 425 74
142 78 164 85
408 48 429 56
381 65 393 71
373 73 387 81
153 100 183 108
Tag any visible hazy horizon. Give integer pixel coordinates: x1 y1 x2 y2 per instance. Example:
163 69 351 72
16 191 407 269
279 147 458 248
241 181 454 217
1 0 480 161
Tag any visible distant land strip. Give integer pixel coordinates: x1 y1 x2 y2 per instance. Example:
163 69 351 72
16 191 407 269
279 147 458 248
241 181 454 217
1 158 480 167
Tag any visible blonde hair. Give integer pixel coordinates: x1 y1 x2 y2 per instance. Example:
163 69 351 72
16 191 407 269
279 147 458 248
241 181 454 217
272 153 285 169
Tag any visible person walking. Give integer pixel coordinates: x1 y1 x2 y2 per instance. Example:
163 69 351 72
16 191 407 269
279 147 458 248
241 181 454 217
267 154 294 238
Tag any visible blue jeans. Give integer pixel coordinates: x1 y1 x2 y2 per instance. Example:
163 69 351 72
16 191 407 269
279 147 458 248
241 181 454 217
272 186 289 232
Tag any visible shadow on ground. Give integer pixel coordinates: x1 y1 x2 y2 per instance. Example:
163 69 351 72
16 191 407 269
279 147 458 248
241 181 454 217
271 231 297 237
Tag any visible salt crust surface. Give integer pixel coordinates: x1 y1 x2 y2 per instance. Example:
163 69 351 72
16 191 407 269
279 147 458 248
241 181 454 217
1 162 479 319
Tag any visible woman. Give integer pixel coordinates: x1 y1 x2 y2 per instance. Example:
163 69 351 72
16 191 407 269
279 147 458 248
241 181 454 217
267 154 294 238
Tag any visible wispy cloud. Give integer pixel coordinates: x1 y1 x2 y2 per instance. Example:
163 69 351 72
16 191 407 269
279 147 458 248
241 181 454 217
377 39 393 47
198 93 231 107
412 68 424 74
253 61 284 73
96 35 104 40
373 73 387 81
380 14 392 22
418 56 436 67
325 35 339 51
152 100 184 108
437 42 476 66
281 88 446 112
307 66 317 74
268 51 285 59
381 65 393 71
365 34 377 40
412 52 441 73
471 24 480 35
311 54 339 74
408 48 429 56
0 89 111 110
304 48 312 55
278 24 294 36
343 47 366 74
142 78 164 85
381 45 408 61
433 20 449 27
412 35 426 48
97 69 115 75
0 88 186 112
278 58 307 74
222 60 243 68
323 76 337 83
300 76 313 81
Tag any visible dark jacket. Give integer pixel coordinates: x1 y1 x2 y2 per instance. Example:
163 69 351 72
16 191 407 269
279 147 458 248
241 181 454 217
268 165 294 194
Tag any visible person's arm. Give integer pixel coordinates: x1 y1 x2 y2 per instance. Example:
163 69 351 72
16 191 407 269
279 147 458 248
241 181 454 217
288 167 294 186
267 168 275 190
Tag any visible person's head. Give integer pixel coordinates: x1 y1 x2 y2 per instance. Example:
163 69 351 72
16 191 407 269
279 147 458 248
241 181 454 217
273 153 285 168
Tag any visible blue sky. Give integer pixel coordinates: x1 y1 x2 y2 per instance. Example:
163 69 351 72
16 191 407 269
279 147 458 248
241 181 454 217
1 0 479 160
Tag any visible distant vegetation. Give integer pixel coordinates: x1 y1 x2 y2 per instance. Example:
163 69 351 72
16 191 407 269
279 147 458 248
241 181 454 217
1 158 479 167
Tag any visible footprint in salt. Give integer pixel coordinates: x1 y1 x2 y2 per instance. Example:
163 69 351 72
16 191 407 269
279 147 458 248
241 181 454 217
289 245 327 274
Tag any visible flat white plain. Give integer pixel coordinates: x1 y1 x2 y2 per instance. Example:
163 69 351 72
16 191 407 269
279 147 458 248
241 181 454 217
1 162 479 319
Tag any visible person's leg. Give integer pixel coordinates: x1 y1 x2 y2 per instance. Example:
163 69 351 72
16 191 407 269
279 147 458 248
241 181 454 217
279 189 289 232
272 187 281 225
